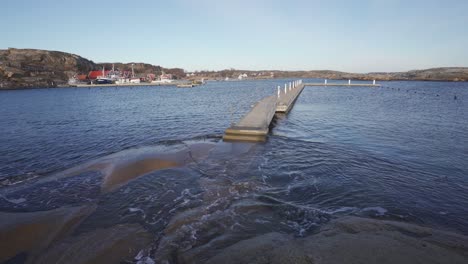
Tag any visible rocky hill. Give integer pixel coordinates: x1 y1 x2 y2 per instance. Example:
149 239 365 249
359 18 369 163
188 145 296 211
0 48 97 89
0 48 185 89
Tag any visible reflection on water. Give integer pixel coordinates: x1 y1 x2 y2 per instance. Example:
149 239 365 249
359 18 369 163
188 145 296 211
0 80 468 263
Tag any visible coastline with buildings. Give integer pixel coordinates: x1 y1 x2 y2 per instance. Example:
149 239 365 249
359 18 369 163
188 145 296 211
2 0 468 263
1 48 468 90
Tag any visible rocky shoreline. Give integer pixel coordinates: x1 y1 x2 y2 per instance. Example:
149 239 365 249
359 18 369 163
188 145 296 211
203 216 468 264
2 207 467 263
1 48 467 90
1 140 467 263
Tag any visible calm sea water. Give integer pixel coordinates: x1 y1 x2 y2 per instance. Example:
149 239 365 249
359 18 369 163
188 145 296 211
0 80 467 261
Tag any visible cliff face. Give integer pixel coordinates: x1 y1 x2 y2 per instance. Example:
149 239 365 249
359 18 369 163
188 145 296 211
0 48 97 89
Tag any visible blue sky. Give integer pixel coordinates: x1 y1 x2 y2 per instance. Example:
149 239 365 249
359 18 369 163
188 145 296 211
2 0 467 72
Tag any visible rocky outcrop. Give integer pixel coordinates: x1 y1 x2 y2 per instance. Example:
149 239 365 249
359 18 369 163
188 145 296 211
0 48 185 89
0 48 97 89
203 216 468 264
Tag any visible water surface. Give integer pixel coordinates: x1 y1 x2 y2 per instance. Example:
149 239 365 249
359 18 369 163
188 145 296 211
0 80 467 262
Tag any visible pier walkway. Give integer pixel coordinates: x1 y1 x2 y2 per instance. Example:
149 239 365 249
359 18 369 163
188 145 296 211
277 83 305 113
223 80 304 142
223 80 379 142
223 95 278 142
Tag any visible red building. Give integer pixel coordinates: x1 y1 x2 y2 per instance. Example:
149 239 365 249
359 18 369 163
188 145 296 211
75 74 88 81
88 70 111 80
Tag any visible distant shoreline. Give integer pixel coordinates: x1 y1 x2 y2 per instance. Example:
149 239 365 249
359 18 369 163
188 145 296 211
1 48 468 90
1 78 468 91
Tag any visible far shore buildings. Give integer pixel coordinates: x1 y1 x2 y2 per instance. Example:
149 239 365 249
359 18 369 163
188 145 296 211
238 73 248 80
72 68 174 84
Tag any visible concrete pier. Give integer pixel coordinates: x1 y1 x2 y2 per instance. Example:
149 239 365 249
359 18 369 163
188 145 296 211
223 80 304 142
223 95 278 142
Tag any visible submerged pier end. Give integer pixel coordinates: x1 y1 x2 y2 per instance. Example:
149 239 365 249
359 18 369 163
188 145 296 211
223 80 304 142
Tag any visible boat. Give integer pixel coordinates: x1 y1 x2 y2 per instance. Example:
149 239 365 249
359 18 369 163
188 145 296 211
177 84 194 88
115 78 130 85
94 78 114 85
152 72 174 84
93 66 116 85
112 64 140 85
129 64 140 84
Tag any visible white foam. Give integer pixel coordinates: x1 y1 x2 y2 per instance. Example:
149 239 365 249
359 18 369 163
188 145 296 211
326 206 357 214
362 206 388 216
134 250 144 260
2 196 27 204
129 207 146 219
254 218 270 224
136 257 155 264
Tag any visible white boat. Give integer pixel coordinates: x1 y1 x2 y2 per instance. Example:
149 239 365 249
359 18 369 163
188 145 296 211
151 79 173 84
129 78 140 84
115 78 130 85
129 64 140 83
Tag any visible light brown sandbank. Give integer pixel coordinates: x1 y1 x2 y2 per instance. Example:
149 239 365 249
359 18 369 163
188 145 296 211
35 223 152 264
100 142 216 192
0 205 96 263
